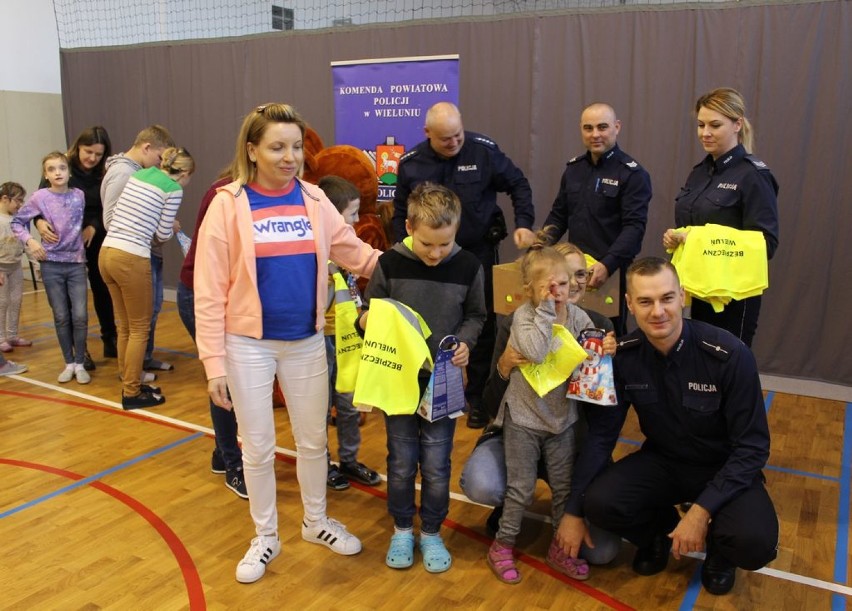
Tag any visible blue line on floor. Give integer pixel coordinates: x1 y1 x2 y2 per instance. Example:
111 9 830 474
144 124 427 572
831 403 852 610
678 561 704 610
765 464 840 483
765 391 775 413
0 432 203 520
618 438 838 483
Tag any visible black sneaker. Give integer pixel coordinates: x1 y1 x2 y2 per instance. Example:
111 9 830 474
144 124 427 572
141 383 162 395
83 350 96 371
327 463 350 491
339 461 381 486
225 467 249 499
103 336 117 359
211 449 226 474
122 391 166 410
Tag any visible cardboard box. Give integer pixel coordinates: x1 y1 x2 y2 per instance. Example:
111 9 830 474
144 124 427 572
581 269 621 318
492 260 620 318
493 261 525 315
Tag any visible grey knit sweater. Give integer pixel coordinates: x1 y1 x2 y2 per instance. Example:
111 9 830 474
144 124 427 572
496 299 592 434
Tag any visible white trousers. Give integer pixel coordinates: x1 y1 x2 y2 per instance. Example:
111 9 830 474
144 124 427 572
225 332 329 536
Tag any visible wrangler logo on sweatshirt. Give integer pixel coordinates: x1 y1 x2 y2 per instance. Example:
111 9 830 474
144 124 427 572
252 206 314 256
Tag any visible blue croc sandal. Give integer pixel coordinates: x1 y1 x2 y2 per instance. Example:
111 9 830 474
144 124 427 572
420 534 452 573
386 532 415 569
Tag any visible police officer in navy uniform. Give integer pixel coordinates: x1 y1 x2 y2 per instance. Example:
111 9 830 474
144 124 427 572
535 103 652 335
555 257 778 596
664 87 779 347
392 102 535 429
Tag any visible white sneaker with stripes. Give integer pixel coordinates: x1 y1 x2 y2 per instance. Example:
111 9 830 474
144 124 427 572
302 517 362 555
235 534 280 583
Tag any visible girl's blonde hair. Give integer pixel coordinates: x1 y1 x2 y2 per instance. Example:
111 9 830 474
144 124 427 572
161 147 195 177
519 228 570 295
552 240 585 261
42 150 69 170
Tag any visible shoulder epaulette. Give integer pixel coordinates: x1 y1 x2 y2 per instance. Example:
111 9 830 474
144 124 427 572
744 154 770 171
399 149 419 163
618 153 643 171
698 339 735 362
616 336 641 351
471 134 497 149
566 154 584 165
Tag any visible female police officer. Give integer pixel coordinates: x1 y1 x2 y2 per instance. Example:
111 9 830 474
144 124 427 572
663 87 779 347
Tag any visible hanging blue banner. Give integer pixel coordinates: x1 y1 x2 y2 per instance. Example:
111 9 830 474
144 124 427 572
331 55 460 201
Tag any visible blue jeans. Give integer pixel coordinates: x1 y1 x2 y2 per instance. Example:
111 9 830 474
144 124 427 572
41 261 88 364
324 336 361 464
460 434 507 507
176 281 242 470
384 408 456 533
145 254 164 362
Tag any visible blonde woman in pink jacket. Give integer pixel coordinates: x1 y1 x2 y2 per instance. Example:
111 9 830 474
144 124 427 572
195 103 380 584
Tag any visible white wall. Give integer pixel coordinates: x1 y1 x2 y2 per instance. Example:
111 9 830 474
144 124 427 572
0 0 62 94
0 0 65 199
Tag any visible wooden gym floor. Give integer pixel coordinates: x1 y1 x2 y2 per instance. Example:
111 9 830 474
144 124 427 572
1 286 850 610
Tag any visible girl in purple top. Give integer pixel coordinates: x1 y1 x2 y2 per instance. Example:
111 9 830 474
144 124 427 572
12 152 89 384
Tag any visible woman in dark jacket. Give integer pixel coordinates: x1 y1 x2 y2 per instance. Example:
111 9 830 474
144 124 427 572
663 88 779 347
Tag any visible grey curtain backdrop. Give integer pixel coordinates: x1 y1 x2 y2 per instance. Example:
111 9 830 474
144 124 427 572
58 0 851 386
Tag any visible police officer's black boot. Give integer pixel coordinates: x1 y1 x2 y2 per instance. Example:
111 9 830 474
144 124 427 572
632 532 671 576
466 398 488 429
701 542 736 595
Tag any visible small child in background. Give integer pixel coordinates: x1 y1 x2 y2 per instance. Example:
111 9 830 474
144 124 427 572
318 175 382 490
0 182 32 353
0 270 28 375
486 237 616 584
11 153 89 384
358 182 486 573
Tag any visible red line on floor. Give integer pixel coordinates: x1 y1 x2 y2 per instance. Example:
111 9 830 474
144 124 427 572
2 388 633 608
0 458 206 610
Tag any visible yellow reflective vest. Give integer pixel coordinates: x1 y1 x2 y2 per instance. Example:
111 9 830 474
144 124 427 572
670 224 768 312
353 298 433 415
519 324 589 398
332 270 362 393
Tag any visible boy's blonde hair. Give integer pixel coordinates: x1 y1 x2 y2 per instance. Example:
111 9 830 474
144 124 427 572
406 182 461 230
133 124 175 150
